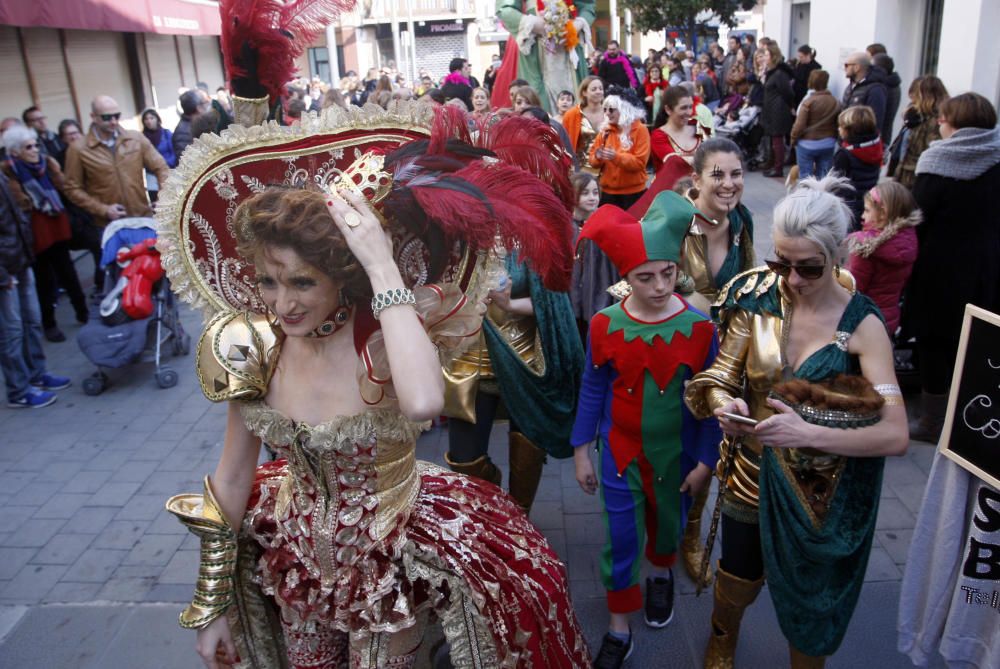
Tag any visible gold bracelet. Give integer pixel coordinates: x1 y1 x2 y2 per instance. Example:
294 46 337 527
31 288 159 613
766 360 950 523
165 476 237 629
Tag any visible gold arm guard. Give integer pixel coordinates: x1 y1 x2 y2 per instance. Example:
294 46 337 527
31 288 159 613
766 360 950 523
684 308 752 418
231 94 270 128
165 476 237 629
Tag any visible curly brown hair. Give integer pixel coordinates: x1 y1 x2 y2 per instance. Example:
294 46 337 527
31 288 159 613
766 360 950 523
234 186 371 302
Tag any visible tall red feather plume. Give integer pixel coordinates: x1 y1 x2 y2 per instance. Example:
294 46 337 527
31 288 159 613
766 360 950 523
474 115 575 209
382 107 577 290
219 0 355 102
454 162 575 290
427 105 473 155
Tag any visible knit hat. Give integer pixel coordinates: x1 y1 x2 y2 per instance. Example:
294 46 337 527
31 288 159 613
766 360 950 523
578 191 704 275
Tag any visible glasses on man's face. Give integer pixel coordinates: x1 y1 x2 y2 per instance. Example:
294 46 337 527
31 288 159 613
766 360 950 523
23 143 39 150
766 259 826 281
27 116 45 123
99 112 121 122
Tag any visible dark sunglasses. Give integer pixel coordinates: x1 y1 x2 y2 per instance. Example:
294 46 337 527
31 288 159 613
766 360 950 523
22 143 39 150
766 259 826 280
99 112 121 122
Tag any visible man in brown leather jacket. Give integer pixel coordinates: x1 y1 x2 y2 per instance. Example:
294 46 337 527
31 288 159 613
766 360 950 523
62 96 171 228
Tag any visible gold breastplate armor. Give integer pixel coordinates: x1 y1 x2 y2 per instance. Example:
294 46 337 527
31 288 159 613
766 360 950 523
442 305 543 422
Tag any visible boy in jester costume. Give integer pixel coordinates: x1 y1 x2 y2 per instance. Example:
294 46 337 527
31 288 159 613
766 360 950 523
572 191 722 668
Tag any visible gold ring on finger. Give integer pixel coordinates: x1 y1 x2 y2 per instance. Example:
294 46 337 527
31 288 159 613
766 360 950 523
344 212 362 228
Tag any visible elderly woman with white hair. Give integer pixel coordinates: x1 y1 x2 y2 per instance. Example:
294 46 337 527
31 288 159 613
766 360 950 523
684 175 909 669
1 124 88 343
588 86 650 210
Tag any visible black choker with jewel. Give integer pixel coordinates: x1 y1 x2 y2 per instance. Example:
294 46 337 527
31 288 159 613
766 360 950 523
308 304 353 338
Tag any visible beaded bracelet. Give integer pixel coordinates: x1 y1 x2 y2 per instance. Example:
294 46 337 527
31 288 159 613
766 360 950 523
371 287 416 320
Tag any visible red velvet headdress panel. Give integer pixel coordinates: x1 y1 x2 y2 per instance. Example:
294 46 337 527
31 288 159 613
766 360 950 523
159 120 433 315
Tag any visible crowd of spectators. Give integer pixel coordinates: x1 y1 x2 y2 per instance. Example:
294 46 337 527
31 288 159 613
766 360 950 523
0 34 997 420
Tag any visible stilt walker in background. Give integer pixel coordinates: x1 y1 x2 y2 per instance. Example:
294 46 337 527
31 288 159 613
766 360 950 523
493 0 596 112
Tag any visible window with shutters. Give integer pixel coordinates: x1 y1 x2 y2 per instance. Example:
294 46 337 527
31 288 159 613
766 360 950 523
192 37 225 91
63 30 135 125
0 26 34 122
22 28 76 124
145 33 186 127
414 33 467 81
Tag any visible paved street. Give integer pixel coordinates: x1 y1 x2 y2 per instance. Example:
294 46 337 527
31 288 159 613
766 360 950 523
0 172 943 667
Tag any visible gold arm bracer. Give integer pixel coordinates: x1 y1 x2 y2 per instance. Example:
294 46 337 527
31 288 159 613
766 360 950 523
231 94 270 128
165 476 237 629
684 308 752 418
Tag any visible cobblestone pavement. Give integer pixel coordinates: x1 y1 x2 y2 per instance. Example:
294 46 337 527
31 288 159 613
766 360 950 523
0 172 944 667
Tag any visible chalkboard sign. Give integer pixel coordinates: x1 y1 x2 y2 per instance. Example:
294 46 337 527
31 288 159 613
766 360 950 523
940 305 1000 488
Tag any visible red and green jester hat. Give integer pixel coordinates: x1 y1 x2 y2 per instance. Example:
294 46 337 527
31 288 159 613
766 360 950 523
571 191 722 478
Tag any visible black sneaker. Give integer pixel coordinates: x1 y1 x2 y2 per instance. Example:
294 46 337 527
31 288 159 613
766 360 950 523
44 326 66 343
645 572 674 628
593 631 633 669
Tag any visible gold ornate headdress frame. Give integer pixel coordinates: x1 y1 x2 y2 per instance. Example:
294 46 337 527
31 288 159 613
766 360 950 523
155 101 434 318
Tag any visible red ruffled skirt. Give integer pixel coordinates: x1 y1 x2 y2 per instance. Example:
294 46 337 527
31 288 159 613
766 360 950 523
245 459 590 668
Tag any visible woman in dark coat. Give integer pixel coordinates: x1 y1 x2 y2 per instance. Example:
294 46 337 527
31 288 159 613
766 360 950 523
759 43 796 177
791 44 821 105
904 92 1000 442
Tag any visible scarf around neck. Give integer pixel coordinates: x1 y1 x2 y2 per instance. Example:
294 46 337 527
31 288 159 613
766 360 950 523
10 157 63 215
603 53 638 88
143 126 164 149
444 71 471 87
916 126 1000 180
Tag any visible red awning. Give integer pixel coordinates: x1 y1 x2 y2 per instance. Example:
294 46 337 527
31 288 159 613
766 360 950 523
0 0 222 36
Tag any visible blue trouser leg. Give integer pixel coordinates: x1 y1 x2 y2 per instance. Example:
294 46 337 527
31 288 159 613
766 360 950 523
0 268 47 400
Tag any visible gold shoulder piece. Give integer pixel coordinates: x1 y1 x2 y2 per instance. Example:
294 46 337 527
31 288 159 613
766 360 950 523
712 265 770 308
836 266 857 294
196 311 281 402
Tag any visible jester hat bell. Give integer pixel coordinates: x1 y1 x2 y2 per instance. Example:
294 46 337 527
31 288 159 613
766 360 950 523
578 191 706 276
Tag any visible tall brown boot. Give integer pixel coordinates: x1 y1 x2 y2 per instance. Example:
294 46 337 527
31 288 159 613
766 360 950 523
444 452 502 486
508 431 546 515
909 392 948 444
790 645 826 669
704 562 764 669
682 486 712 587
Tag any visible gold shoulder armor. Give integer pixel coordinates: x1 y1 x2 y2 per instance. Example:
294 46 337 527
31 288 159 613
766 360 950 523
196 311 281 402
836 266 857 294
712 265 771 308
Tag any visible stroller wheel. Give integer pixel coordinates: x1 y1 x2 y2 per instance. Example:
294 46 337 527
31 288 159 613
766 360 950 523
83 372 108 396
172 333 191 357
156 368 179 389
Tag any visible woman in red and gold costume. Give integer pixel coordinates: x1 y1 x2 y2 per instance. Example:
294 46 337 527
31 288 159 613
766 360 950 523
160 3 589 668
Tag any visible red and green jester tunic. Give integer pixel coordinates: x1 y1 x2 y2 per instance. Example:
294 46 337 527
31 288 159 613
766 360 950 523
571 294 722 612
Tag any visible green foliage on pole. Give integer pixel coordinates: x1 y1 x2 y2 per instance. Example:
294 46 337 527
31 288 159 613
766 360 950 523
620 0 756 49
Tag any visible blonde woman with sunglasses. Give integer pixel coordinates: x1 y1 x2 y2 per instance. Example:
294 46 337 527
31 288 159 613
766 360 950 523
684 175 908 669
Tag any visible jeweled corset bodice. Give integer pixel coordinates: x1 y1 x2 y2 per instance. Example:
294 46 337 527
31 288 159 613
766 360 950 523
240 402 428 584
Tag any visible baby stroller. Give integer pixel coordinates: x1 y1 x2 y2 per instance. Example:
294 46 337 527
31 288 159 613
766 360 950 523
76 218 190 395
716 104 766 170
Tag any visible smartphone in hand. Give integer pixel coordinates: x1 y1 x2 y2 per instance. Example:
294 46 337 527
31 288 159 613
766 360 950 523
719 412 758 426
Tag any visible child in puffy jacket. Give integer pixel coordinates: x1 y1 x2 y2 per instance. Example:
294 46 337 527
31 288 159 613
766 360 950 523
846 180 920 335
833 105 883 229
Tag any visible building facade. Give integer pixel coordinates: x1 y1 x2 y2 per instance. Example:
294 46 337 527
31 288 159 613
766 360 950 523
762 0 1000 115
0 1 223 132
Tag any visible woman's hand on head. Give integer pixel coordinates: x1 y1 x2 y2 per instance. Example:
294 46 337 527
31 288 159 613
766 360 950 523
753 397 814 449
325 189 394 272
195 617 238 669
